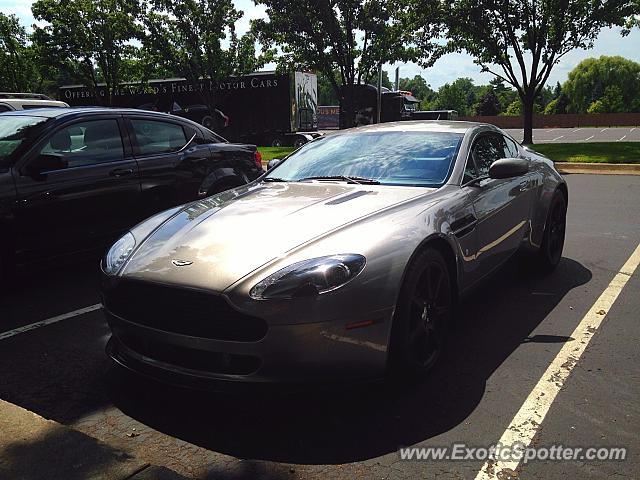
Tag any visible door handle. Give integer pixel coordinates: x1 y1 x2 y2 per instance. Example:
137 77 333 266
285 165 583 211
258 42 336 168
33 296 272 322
109 168 134 178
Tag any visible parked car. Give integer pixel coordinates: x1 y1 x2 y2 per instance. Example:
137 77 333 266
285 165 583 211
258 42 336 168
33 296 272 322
101 120 568 388
0 92 69 112
0 108 263 278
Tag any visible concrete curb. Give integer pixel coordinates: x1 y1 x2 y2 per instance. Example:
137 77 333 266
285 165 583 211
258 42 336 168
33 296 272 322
0 399 186 480
555 162 640 175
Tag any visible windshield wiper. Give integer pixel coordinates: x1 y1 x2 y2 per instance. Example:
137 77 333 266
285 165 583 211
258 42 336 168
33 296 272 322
297 175 380 185
263 177 287 182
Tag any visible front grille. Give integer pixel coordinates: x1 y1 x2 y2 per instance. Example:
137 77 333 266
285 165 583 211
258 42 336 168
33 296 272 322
106 280 268 342
117 332 261 375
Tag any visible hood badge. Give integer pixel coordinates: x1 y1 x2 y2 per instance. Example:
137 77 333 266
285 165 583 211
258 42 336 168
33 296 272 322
172 259 193 267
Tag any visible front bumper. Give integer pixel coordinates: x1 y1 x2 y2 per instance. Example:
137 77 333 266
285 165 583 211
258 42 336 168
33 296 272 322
103 294 393 387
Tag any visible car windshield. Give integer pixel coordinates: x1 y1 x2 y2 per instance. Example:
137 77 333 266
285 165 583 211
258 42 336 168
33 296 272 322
0 116 49 164
266 131 464 187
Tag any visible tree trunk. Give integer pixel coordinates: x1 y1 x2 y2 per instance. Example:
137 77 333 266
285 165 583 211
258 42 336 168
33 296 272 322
339 87 356 129
522 92 535 145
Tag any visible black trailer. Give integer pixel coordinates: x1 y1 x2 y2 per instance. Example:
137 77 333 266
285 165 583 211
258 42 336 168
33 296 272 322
338 84 420 128
408 110 459 120
59 72 321 147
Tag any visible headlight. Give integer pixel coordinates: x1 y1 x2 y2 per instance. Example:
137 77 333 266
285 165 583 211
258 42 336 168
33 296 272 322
250 254 366 300
103 232 136 275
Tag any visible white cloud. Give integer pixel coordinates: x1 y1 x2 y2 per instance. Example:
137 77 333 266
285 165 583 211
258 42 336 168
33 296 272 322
388 26 640 89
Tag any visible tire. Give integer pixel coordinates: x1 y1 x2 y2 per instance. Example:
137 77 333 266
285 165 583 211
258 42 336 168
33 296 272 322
271 138 283 147
201 115 214 129
293 137 306 149
537 189 567 272
207 178 243 196
388 248 453 379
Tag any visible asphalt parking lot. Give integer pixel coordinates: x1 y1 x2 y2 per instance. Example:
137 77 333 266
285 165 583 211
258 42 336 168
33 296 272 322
503 126 640 143
1 174 639 480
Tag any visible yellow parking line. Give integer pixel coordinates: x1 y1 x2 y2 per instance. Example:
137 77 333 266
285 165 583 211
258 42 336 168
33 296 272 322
475 242 640 480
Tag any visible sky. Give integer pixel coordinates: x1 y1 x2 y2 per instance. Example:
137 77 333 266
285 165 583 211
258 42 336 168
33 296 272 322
3 0 639 90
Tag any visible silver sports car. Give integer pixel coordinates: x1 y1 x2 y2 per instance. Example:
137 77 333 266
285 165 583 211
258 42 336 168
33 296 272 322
101 121 567 387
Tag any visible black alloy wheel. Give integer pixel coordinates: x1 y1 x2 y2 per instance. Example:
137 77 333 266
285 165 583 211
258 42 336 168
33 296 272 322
390 248 453 378
539 190 567 271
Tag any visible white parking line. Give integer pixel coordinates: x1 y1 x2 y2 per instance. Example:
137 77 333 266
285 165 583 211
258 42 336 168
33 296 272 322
618 135 627 141
572 128 582 132
631 128 636 133
475 242 640 480
600 128 608 132
551 135 564 141
584 135 595 141
0 304 102 341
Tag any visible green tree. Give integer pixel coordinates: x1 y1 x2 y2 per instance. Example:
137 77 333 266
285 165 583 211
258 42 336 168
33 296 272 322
363 70 393 90
32 0 143 105
399 74 435 108
317 71 341 105
427 77 477 115
426 0 638 143
0 13 39 92
142 0 272 111
587 85 626 113
475 89 500 116
563 56 640 113
254 0 440 127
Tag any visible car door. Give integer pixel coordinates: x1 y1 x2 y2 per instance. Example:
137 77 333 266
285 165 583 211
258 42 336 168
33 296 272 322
12 116 141 261
462 131 532 279
126 116 206 216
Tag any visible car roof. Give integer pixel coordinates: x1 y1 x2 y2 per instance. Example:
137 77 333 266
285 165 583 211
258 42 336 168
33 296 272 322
0 107 186 120
338 120 494 135
0 99 68 106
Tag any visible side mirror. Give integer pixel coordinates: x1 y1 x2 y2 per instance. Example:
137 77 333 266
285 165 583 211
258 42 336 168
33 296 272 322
25 154 68 176
489 157 528 179
267 158 282 170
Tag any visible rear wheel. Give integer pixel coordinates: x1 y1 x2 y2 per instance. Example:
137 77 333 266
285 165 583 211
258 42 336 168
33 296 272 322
201 115 214 130
207 178 244 196
293 137 307 149
388 248 453 379
537 190 567 271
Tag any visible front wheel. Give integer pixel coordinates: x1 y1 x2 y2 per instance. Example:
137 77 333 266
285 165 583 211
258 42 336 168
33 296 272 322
388 248 453 379
537 190 567 271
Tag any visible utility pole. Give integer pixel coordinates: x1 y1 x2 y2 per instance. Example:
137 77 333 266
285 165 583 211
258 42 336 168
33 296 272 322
377 62 382 124
394 66 400 92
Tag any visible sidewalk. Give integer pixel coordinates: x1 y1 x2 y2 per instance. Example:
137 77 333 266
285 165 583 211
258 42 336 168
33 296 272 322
0 399 186 480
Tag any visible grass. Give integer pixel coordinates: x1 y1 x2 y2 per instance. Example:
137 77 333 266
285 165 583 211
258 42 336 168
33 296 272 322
532 142 640 164
257 146 295 162
257 142 640 165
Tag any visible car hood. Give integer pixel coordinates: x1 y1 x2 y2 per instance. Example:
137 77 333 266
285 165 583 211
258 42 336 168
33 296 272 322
122 181 430 291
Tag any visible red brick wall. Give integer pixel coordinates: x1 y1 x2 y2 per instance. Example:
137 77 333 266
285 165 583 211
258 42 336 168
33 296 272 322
460 113 640 128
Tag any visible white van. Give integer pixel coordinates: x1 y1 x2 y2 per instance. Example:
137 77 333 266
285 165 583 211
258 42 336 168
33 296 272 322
0 93 69 112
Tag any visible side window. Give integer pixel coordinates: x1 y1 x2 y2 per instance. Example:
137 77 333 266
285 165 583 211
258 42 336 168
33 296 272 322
0 104 12 112
201 127 224 144
131 120 187 155
38 119 124 169
471 134 508 176
504 136 520 158
463 154 478 184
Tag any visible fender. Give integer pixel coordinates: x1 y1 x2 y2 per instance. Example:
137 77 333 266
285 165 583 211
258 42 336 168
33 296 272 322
198 167 245 196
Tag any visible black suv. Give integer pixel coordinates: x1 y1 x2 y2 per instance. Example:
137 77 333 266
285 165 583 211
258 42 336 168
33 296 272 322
0 108 264 277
